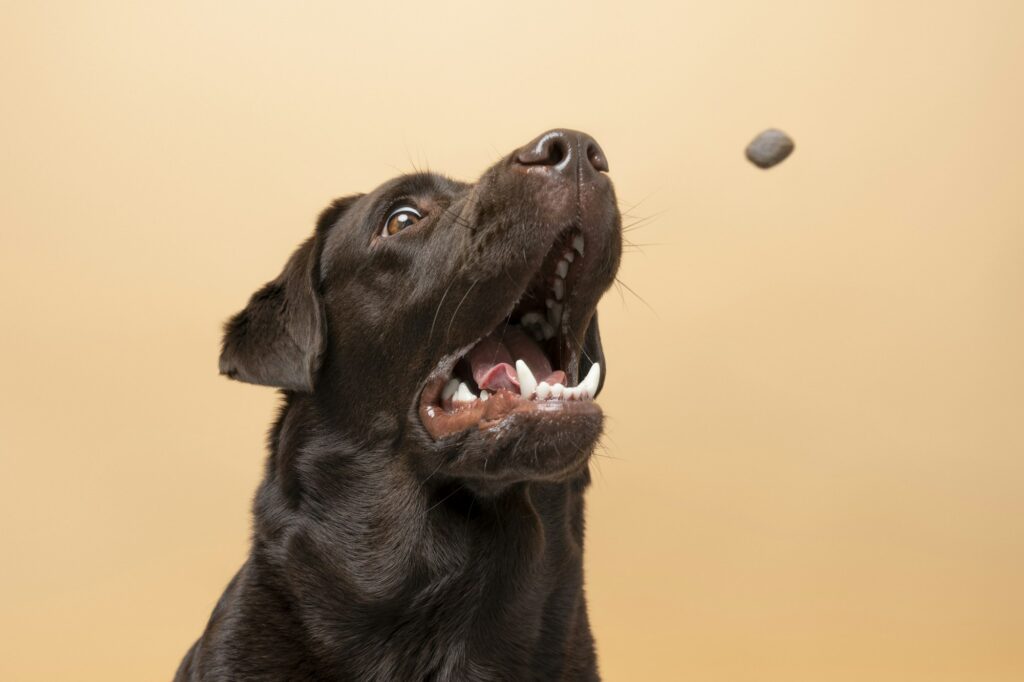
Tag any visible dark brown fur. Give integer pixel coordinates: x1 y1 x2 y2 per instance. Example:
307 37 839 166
176 130 622 681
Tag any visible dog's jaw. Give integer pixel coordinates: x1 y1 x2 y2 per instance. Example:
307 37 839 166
418 367 602 439
415 225 606 442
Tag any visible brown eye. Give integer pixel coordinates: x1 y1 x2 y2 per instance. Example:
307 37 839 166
383 207 422 236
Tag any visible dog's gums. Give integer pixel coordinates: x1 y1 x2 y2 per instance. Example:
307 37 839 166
418 228 605 439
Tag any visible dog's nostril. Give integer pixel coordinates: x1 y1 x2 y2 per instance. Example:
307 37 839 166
586 142 609 173
546 139 567 165
516 132 569 168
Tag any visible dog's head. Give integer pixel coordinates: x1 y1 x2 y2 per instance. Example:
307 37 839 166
220 130 621 486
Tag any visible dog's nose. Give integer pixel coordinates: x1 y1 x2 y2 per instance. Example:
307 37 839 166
513 129 609 178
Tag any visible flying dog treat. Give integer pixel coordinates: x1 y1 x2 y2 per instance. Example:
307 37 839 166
745 129 795 169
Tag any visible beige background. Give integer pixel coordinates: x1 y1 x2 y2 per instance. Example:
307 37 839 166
2 1 1023 680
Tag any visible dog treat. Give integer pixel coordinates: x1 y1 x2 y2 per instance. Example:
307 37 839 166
745 129 795 169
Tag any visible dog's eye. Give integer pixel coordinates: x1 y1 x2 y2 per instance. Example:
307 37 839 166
383 207 422 236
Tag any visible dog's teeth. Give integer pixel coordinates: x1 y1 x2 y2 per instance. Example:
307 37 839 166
579 362 601 399
442 379 460 401
563 386 578 400
553 278 564 301
546 298 554 309
480 390 489 401
563 251 574 263
522 312 554 341
536 381 551 400
573 234 585 256
515 360 537 398
550 382 565 399
521 311 545 326
454 382 477 403
556 260 569 279
547 302 563 330
520 312 548 341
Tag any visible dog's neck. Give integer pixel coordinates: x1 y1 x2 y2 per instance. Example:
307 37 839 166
244 394 596 677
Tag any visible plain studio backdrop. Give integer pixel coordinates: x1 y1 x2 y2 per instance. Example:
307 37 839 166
1 2 1022 680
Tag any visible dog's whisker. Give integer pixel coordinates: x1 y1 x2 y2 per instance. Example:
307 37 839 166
383 162 409 176
509 433 527 464
429 279 458 342
501 265 519 288
419 458 448 487
621 236 663 257
445 279 479 339
621 220 658 234
617 190 660 215
590 442 623 461
614 277 658 317
434 202 472 230
423 484 466 516
612 280 628 305
439 205 472 230
622 221 657 234
401 137 418 175
620 209 666 234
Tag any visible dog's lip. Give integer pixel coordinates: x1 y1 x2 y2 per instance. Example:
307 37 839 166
417 373 602 440
414 226 605 440
413 325 601 440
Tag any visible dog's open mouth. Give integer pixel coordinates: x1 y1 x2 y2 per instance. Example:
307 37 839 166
419 228 602 439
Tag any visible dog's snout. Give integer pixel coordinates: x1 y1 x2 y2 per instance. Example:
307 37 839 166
513 129 609 178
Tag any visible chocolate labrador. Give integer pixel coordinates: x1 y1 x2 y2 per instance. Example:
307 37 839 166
175 129 623 681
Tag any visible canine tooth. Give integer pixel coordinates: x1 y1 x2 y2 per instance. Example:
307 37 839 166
579 362 601 399
442 379 460 401
550 383 565 399
515 360 537 398
563 251 574 263
480 390 489 401
556 260 569 279
455 382 477 403
573 234 585 256
553 278 564 301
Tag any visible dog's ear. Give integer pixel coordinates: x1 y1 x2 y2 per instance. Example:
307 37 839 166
218 195 359 391
580 311 607 397
218 236 324 391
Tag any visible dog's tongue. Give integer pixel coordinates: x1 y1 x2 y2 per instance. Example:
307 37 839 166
467 327 564 392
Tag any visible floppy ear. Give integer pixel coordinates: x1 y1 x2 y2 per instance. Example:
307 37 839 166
580 311 607 397
218 195 362 391
218 235 325 391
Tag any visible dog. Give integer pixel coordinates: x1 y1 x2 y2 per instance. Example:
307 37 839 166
175 129 623 681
